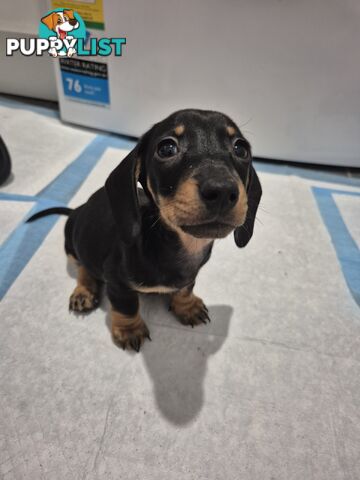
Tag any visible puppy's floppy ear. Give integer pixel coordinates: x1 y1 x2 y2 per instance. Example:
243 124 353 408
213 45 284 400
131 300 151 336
105 144 144 245
234 164 262 248
64 9 74 17
41 12 57 31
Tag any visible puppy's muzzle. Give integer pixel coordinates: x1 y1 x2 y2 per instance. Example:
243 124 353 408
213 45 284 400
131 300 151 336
199 178 239 215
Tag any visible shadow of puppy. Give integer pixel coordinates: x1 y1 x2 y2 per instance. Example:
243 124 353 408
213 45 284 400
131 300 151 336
104 294 232 425
0 172 14 187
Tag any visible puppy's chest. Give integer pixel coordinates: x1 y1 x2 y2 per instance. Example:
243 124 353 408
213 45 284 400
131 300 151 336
130 246 209 293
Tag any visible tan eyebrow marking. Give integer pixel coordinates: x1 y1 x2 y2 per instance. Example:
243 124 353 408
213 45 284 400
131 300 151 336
174 124 185 136
226 126 236 136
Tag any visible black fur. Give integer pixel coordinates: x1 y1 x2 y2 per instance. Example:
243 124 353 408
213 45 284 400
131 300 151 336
0 136 12 186
27 207 73 222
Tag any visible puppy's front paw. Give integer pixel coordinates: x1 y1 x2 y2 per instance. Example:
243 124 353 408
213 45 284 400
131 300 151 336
170 291 210 327
48 48 57 57
69 286 99 313
67 47 76 57
112 317 151 352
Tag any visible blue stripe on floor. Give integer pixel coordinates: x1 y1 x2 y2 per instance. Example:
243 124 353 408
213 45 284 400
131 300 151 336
0 95 59 119
0 134 135 300
312 187 360 307
0 193 39 202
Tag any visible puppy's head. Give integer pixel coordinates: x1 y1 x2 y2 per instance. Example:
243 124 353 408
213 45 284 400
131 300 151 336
106 109 262 247
41 9 79 39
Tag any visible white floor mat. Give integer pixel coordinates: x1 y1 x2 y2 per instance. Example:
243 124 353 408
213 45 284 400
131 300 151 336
0 97 360 480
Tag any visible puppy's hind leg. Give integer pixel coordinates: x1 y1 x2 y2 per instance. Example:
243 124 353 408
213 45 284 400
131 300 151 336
69 257 100 313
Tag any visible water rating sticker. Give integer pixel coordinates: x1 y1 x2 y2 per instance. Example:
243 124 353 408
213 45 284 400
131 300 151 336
60 58 110 105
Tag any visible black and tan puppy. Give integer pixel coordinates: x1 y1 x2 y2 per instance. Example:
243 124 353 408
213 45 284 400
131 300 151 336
27 109 262 351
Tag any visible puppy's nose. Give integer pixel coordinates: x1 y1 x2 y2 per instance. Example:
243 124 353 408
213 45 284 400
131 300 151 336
199 180 239 212
69 19 78 26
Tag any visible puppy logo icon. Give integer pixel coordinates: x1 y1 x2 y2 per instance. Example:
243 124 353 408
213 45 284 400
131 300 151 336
39 8 86 57
6 9 126 58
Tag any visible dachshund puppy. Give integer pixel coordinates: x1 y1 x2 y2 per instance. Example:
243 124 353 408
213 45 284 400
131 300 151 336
27 109 262 351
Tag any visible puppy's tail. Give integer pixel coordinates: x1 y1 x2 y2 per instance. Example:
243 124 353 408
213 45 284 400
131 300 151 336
26 207 73 223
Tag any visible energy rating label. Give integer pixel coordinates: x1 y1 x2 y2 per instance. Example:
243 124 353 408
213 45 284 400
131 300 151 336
59 58 110 105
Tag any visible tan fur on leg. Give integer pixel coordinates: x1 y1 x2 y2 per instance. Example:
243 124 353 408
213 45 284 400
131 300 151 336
69 265 99 313
170 287 210 327
111 309 150 351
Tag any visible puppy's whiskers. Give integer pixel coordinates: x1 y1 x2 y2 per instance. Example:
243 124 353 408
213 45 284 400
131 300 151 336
239 117 252 129
150 215 162 229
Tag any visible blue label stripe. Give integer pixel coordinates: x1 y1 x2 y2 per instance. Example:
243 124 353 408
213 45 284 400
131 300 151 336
61 71 110 105
0 134 135 300
312 187 360 307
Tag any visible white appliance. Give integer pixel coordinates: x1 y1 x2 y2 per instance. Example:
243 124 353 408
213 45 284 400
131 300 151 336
3 0 359 167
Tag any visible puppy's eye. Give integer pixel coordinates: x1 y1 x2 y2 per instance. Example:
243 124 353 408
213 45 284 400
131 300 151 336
233 139 249 160
157 138 178 158
57 18 62 24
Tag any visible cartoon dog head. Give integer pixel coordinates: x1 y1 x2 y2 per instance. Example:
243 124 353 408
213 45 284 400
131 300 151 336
41 9 79 40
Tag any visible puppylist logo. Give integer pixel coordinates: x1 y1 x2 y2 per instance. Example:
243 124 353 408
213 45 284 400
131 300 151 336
6 8 126 58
